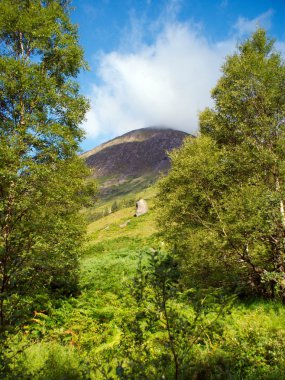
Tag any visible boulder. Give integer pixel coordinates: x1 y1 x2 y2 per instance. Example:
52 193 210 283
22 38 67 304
135 199 148 217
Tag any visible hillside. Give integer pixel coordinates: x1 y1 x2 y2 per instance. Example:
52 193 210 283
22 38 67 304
81 127 189 199
13 177 285 380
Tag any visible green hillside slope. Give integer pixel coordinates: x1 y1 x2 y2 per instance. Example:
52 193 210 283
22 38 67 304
4 181 285 379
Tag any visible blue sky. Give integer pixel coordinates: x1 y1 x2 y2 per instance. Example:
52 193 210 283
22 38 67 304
71 0 285 151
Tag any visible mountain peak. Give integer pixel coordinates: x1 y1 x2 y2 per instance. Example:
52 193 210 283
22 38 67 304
82 127 189 198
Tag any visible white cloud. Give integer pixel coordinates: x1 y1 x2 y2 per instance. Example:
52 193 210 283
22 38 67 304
83 22 235 141
82 8 282 144
234 9 273 36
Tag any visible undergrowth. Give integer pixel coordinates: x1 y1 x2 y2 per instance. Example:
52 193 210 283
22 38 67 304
2 195 285 379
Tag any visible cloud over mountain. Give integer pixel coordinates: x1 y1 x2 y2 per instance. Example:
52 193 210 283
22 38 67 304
82 7 281 143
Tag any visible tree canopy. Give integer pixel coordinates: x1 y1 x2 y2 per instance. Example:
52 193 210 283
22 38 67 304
0 0 95 328
156 29 285 299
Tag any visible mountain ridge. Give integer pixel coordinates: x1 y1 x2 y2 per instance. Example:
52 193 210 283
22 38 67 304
82 127 190 199
82 127 189 177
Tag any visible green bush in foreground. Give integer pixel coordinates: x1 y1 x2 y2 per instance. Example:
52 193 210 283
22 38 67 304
1 245 285 379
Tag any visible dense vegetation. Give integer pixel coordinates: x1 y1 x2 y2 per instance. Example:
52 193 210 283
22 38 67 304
1 1 285 378
157 30 285 300
0 0 95 330
2 211 285 379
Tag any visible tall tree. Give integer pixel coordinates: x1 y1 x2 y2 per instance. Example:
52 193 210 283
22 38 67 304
0 0 93 328
156 30 285 299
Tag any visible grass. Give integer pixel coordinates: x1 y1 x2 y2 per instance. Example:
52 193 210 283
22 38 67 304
76 193 285 378
82 237 148 294
97 174 158 202
5 183 285 379
86 184 158 243
87 208 157 242
85 181 157 214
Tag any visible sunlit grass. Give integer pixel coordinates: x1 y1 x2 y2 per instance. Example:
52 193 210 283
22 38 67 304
87 211 157 242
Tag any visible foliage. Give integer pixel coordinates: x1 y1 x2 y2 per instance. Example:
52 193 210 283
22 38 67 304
156 29 285 299
0 0 96 329
111 200 119 213
1 20 285 379
1 236 285 379
115 249 233 379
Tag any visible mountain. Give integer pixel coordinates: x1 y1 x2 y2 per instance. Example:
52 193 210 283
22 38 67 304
81 127 189 199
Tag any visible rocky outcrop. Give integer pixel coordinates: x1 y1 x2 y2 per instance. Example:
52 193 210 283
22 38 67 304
135 199 148 217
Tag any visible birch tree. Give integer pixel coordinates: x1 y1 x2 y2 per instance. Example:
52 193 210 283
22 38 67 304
156 30 285 299
0 0 93 328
